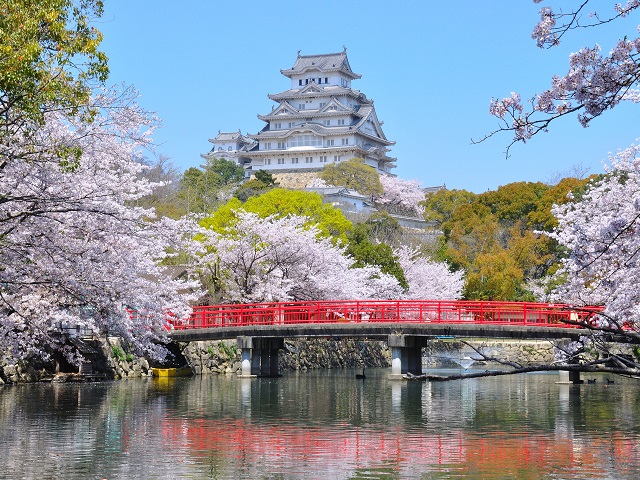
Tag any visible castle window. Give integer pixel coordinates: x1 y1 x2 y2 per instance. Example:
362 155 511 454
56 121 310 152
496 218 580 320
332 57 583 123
323 120 330 126
299 79 303 86
277 142 285 149
305 157 313 163
289 135 322 147
289 122 295 128
337 119 345 125
342 138 349 145
334 155 341 162
265 159 271 165
228 146 232 151
274 123 281 129
278 158 285 165
320 156 327 163
292 157 299 164
325 77 329 83
326 139 334 147
298 104 305 110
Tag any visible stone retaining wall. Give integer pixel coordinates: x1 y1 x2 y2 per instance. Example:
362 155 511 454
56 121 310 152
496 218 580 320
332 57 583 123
0 337 617 384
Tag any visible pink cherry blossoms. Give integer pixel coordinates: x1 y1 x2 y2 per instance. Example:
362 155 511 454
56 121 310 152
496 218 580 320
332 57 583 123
485 1 640 154
194 211 404 303
550 142 640 335
377 175 426 216
394 246 464 300
0 88 200 363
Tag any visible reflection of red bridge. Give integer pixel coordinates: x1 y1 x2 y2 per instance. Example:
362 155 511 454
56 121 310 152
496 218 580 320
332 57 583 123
160 416 632 477
167 300 604 377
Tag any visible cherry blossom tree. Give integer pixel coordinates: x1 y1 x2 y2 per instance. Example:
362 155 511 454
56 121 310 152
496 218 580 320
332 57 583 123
481 1 640 156
376 175 426 216
394 246 464 300
550 144 640 344
194 210 403 303
310 173 426 217
0 88 200 364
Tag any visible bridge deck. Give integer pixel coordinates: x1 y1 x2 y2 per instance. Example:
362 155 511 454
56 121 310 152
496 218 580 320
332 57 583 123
166 300 602 342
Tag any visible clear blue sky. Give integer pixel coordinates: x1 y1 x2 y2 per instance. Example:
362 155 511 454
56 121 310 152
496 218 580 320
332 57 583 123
98 1 640 193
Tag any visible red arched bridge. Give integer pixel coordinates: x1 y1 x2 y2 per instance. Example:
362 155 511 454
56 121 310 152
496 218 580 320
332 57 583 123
166 300 604 378
168 299 603 341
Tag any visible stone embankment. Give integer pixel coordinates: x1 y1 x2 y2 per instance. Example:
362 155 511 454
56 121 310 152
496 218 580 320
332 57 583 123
0 337 578 384
0 337 153 384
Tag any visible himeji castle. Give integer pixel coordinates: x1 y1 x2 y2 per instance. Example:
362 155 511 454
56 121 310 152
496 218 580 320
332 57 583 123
202 49 396 177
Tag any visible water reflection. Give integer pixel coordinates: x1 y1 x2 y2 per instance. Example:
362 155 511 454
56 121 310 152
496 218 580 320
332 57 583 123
1 370 640 479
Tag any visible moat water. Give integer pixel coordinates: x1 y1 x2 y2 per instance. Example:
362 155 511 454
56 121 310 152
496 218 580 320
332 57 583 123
1 369 640 479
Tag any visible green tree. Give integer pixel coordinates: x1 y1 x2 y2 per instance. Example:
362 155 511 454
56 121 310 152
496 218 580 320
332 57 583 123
430 179 594 301
364 211 403 246
320 158 383 197
234 179 272 202
202 189 353 242
203 157 245 185
478 182 547 223
421 189 476 224
253 169 278 187
464 249 528 301
346 223 407 289
176 157 245 213
1 0 108 129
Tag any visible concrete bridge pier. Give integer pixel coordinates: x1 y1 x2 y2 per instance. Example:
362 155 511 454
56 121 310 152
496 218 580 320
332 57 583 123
388 334 428 380
557 370 583 384
237 336 284 377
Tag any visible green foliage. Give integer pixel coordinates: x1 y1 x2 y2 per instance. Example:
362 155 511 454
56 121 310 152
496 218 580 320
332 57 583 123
233 170 278 202
243 189 352 240
0 0 109 127
253 169 278 187
203 189 352 242
218 341 237 358
422 189 475 224
425 178 593 301
320 158 383 197
364 211 402 246
112 345 125 361
177 157 245 213
204 157 245 185
233 178 272 202
346 223 408 289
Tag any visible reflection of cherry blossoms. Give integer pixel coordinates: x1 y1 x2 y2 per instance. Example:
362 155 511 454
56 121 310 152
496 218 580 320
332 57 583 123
195 211 404 303
550 142 640 332
394 246 464 300
0 89 200 363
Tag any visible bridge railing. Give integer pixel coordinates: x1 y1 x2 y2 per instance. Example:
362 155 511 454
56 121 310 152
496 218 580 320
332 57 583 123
170 300 604 330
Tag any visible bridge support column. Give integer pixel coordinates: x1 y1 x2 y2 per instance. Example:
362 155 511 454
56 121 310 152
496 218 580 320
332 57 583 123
388 334 428 380
237 336 283 378
557 370 583 384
